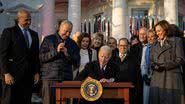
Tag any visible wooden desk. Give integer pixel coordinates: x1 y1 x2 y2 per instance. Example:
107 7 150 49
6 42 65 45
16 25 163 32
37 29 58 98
54 81 134 104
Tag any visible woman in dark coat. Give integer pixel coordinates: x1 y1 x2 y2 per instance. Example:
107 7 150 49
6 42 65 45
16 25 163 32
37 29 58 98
149 20 185 104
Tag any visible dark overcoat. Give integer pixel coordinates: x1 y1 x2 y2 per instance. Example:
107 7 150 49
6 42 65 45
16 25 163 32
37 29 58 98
0 25 40 104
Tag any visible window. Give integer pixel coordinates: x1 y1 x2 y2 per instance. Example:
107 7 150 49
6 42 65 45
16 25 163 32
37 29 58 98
131 8 148 17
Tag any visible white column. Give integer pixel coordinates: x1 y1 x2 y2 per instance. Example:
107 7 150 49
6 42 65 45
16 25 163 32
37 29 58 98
41 0 55 38
68 0 81 37
112 0 127 40
164 0 178 24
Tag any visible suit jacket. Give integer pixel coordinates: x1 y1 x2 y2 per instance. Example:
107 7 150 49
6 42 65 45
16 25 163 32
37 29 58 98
116 53 140 84
130 42 143 66
75 61 120 81
115 53 142 104
125 46 144 104
0 25 39 82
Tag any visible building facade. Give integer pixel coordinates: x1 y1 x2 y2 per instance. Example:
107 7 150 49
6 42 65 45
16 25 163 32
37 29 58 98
0 0 185 41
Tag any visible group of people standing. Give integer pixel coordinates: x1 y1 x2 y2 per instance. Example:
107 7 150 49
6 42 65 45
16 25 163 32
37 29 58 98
0 9 184 104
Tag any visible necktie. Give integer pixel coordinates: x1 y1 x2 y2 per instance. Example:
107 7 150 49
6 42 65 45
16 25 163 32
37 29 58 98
23 29 29 48
120 54 125 62
101 66 106 76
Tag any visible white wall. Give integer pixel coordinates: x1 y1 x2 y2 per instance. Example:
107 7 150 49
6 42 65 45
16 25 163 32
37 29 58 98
0 0 42 34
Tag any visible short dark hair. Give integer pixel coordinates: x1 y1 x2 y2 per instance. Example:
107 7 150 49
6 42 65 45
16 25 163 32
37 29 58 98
119 38 129 45
77 32 91 48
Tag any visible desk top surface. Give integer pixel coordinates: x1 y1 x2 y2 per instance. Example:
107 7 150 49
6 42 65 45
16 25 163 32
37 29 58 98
52 81 134 88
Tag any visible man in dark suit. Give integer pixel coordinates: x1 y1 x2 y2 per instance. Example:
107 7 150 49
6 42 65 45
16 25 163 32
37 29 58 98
75 45 120 104
130 27 148 65
0 9 40 104
116 38 141 104
117 38 140 84
129 27 148 104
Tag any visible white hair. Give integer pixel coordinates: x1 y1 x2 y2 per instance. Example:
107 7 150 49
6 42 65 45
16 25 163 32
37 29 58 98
99 45 112 58
60 20 73 28
17 9 30 18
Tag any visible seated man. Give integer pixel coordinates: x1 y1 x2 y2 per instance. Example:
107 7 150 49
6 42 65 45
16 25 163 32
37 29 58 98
75 45 120 104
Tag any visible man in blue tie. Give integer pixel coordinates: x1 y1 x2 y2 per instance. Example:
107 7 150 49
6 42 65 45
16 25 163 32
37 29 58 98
0 9 40 104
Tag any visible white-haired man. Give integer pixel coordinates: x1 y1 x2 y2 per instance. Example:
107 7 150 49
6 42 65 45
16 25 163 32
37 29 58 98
39 20 80 104
75 45 120 104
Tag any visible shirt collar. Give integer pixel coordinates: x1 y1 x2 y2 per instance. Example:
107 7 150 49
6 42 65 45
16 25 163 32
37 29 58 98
142 43 148 47
18 24 29 31
119 53 127 57
100 64 107 70
18 24 24 31
158 36 167 42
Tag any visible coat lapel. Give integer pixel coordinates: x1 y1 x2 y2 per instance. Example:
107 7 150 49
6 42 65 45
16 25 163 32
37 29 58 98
154 39 172 58
15 25 24 38
104 62 113 77
95 62 104 79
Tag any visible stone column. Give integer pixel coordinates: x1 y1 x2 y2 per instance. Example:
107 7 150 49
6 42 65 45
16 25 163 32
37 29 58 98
68 0 81 37
164 0 178 24
41 0 55 38
112 0 127 40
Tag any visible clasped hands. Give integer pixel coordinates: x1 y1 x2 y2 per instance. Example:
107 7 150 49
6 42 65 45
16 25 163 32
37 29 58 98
57 42 68 56
151 62 165 72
